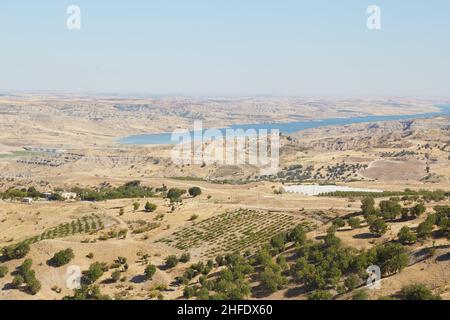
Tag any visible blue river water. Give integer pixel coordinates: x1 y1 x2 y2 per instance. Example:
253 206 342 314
119 105 450 145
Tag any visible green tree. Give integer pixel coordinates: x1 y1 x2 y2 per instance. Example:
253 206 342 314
260 267 287 293
369 219 388 237
85 262 105 284
165 255 179 269
397 226 417 245
144 201 157 212
332 218 346 228
348 217 362 229
379 200 402 220
411 204 426 217
344 274 360 292
0 266 8 278
308 290 333 300
417 220 434 239
133 202 140 211
27 277 42 295
48 248 74 267
166 188 186 202
188 187 202 197
179 252 191 263
376 243 409 275
361 197 376 217
288 225 307 244
144 264 157 280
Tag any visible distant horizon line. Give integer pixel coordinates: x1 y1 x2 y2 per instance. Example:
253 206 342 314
2 91 450 100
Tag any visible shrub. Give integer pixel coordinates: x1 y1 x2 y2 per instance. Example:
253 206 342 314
179 253 191 263
111 270 121 283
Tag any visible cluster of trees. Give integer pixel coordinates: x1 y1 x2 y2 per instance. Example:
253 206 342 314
177 260 214 286
1 242 30 261
165 252 191 269
64 285 111 300
398 205 450 243
70 181 155 201
48 248 74 267
12 259 41 295
0 187 61 201
183 253 252 300
396 283 442 300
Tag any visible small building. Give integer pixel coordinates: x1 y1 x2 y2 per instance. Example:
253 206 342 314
60 192 77 200
22 197 33 204
42 192 52 199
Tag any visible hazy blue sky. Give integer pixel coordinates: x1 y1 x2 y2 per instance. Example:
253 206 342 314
1 1 449 95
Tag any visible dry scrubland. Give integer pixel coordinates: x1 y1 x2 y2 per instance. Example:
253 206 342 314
0 95 449 300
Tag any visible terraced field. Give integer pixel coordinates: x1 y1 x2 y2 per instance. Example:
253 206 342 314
157 209 311 257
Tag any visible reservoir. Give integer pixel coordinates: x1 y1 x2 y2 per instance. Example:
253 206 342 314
120 105 450 145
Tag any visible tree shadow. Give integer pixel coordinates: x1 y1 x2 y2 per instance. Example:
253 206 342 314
130 274 147 284
353 233 377 239
436 252 450 262
251 283 274 299
2 283 16 291
284 285 307 298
